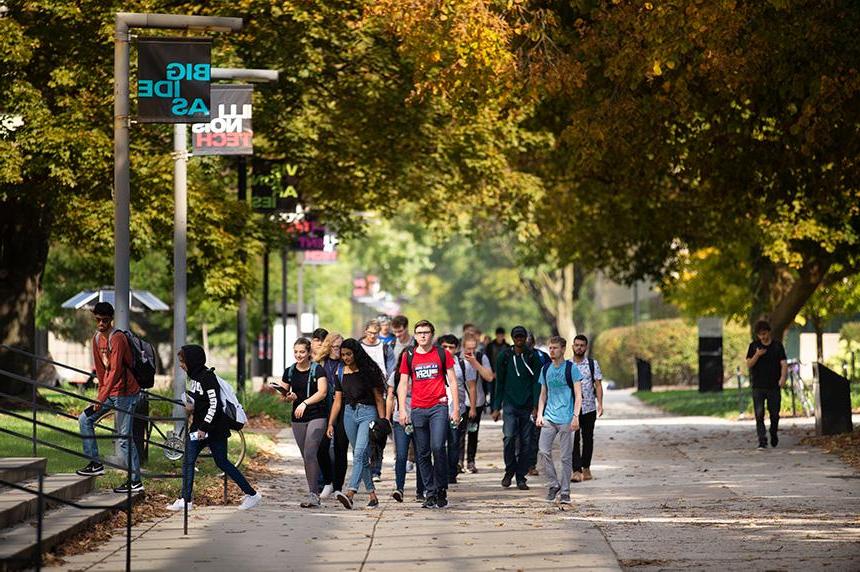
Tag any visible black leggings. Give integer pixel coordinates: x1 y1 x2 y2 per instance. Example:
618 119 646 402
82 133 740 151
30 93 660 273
318 411 349 491
572 411 597 471
466 407 484 463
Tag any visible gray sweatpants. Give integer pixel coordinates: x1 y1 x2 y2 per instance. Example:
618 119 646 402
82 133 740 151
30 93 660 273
292 417 327 495
538 421 572 495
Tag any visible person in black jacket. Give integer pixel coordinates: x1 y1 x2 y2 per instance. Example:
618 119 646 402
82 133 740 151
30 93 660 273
166 345 261 512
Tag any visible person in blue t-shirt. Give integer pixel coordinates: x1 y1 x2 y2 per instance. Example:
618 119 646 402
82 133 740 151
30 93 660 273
536 336 582 504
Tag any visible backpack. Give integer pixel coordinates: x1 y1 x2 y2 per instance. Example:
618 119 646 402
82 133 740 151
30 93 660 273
99 330 157 389
215 375 247 430
541 360 576 398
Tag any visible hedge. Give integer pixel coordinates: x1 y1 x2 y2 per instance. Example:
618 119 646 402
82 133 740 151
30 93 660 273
592 318 751 387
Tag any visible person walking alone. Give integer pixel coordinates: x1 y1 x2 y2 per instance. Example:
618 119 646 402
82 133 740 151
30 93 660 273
746 320 787 449
536 336 582 504
570 335 604 482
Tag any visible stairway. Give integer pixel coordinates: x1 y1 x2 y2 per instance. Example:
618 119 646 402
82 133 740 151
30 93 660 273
0 458 142 571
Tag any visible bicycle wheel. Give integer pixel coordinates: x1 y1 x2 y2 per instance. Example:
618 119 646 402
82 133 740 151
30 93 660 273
229 430 247 467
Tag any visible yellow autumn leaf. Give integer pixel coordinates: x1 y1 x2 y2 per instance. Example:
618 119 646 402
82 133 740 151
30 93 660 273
652 60 663 76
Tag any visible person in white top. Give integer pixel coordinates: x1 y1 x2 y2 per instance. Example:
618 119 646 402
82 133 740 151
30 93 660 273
361 319 394 481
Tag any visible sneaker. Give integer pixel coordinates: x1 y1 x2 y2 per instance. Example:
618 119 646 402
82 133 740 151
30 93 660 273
559 493 571 504
545 486 560 502
300 493 320 508
113 480 143 493
367 496 379 508
449 475 458 484
166 498 192 512
457 463 465 474
467 462 477 474
517 482 530 491
422 495 437 509
436 489 448 508
336 491 353 509
392 490 404 503
501 473 513 488
406 461 415 473
571 471 583 483
372 475 382 483
238 492 262 510
528 467 539 476
770 434 779 448
320 484 334 499
757 441 767 449
76 462 105 477
583 468 593 481
415 492 426 502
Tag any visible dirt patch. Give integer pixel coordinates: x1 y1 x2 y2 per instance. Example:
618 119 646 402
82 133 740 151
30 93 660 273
800 429 860 472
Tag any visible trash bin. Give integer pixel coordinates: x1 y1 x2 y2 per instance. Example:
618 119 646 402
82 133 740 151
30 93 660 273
133 395 149 462
814 363 853 436
636 358 652 392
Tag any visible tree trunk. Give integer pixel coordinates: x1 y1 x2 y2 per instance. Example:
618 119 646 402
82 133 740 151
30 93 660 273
520 263 578 346
0 199 51 399
813 316 824 362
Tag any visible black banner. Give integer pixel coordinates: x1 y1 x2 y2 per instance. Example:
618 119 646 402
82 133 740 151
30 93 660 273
137 37 211 123
192 84 253 155
251 159 300 212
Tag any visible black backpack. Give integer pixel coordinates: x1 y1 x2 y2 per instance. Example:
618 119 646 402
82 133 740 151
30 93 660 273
99 330 157 389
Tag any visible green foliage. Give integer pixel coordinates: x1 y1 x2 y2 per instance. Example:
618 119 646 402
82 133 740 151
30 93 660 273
241 390 292 424
593 319 751 387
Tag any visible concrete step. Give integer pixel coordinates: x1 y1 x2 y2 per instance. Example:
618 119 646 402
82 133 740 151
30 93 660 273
0 459 47 487
0 473 96 529
0 489 144 571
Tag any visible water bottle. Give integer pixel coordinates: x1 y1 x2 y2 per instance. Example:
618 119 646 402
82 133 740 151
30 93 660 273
404 422 414 435
450 419 459 430
468 422 479 433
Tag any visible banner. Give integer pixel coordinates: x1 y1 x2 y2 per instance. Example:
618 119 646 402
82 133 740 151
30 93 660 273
192 84 253 155
251 159 300 212
137 37 211 123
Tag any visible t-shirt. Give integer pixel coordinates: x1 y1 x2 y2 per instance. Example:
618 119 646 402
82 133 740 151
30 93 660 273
282 365 328 423
746 340 787 389
335 371 380 408
539 362 582 425
456 352 492 409
573 358 602 414
400 347 454 409
362 341 387 376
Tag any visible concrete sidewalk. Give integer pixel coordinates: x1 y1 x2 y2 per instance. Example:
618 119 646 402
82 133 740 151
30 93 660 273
56 390 859 571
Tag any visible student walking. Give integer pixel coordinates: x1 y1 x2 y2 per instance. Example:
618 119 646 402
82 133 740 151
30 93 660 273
491 325 542 490
314 333 348 499
438 335 468 484
526 331 551 476
326 339 386 509
76 302 143 494
570 335 604 482
536 336 582 504
279 338 329 508
746 320 787 449
459 333 494 473
166 345 261 512
361 319 395 481
397 320 460 509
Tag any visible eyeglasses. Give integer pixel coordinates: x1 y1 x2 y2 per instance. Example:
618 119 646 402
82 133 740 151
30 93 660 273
94 317 112 324
441 345 457 351
415 331 433 336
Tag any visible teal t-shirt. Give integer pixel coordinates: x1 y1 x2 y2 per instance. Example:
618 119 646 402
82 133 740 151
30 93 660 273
539 361 582 425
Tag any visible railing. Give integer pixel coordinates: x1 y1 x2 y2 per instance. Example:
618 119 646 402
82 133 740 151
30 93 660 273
0 344 190 571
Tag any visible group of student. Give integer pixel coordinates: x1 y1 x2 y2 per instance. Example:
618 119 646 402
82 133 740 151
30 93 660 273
277 317 605 509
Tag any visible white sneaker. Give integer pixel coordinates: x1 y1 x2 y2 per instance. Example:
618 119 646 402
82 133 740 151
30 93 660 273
372 475 381 483
319 484 334 499
238 492 262 510
166 498 192 512
406 461 415 473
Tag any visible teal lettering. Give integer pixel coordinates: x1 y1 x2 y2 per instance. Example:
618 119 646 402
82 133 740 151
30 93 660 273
192 64 210 81
171 98 189 116
154 80 174 98
165 62 184 80
186 98 209 115
137 80 153 97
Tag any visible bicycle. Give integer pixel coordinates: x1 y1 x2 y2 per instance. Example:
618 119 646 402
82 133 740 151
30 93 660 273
152 416 247 468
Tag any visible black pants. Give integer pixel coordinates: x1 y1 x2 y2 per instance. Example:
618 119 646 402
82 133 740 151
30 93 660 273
753 388 781 445
465 406 484 464
572 411 597 472
318 411 349 492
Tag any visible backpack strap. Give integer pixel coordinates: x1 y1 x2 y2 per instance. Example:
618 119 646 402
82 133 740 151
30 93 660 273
588 358 596 389
437 346 449 387
286 365 295 387
541 361 551 383
457 356 467 382
565 361 574 391
336 361 344 383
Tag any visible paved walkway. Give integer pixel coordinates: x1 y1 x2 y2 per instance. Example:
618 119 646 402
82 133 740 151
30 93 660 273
57 390 860 571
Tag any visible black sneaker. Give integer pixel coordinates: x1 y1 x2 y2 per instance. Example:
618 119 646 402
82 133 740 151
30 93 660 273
415 492 426 502
367 497 379 508
770 434 779 448
501 473 513 488
517 482 530 491
449 475 458 484
436 489 448 508
336 491 353 510
76 462 105 477
113 480 143 493
757 441 767 449
392 490 404 503
422 495 437 509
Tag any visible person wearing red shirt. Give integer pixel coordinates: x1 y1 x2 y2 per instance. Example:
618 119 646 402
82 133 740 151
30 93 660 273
397 320 460 509
76 302 143 493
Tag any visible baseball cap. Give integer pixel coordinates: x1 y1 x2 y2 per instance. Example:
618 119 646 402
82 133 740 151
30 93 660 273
511 326 528 338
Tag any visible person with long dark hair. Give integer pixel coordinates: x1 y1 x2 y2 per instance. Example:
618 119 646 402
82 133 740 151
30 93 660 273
326 338 386 509
314 332 347 500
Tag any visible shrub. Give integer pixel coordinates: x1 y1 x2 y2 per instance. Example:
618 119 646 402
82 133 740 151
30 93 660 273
593 319 750 387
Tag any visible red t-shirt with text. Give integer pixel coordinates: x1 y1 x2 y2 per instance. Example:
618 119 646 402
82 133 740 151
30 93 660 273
400 348 455 409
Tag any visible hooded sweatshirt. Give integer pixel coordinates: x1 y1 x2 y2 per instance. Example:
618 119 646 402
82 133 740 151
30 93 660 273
182 345 229 439
491 346 542 411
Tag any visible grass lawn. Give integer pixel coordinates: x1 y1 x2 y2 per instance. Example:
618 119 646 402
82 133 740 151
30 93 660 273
635 385 860 419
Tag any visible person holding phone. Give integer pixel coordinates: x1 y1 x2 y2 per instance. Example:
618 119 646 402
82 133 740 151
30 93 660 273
746 320 787 449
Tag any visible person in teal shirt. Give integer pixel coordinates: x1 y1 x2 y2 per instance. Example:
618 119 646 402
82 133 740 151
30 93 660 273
536 336 582 504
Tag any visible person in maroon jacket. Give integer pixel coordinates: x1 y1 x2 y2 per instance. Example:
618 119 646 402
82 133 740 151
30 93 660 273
76 302 143 493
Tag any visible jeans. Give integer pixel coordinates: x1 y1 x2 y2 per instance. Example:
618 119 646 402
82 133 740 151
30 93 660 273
293 418 326 495
753 388 781 444
343 403 376 493
79 393 141 481
539 422 572 495
412 404 449 496
572 411 597 472
181 435 256 502
393 421 423 494
528 417 540 469
502 405 533 483
319 411 349 491
466 407 484 464
447 417 466 480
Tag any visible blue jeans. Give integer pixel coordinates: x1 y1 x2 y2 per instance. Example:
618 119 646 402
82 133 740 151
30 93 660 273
181 435 256 502
79 393 141 481
343 403 376 493
393 421 423 494
412 404 449 496
447 417 465 480
502 405 533 483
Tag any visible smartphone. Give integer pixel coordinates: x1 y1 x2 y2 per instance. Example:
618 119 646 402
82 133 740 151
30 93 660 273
269 382 289 396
